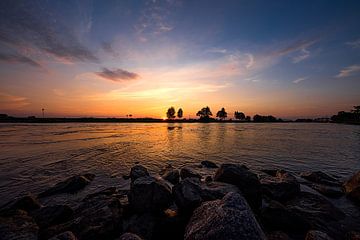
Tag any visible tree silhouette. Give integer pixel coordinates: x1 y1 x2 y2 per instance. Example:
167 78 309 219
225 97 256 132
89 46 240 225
177 108 183 118
166 107 176 119
216 107 227 120
234 111 245 120
245 116 251 121
196 106 212 120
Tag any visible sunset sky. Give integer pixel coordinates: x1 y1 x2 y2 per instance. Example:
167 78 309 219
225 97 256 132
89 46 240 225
0 0 360 119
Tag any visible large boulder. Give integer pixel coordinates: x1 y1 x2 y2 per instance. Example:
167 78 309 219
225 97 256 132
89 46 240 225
31 205 73 229
48 231 78 240
346 231 360 240
38 174 95 198
0 210 39 240
260 200 310 234
214 163 262 210
0 193 41 214
266 231 291 240
301 171 340 186
118 232 143 240
305 230 333 240
130 165 149 183
200 160 218 168
184 192 266 240
123 212 157 240
173 178 239 212
260 170 300 201
180 167 201 180
162 169 180 185
310 184 344 198
343 171 360 204
129 176 172 213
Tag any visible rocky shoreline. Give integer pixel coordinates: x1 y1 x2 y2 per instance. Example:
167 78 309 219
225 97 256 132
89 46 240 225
1 162 360 240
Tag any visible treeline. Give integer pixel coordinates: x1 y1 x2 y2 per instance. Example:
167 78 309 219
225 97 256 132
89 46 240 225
331 106 360 124
166 106 282 122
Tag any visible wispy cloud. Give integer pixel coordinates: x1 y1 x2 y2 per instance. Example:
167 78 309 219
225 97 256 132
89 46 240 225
207 48 227 54
292 48 310 63
95 68 139 82
335 64 360 78
346 39 360 49
0 92 29 109
0 52 41 68
293 77 308 84
272 39 317 64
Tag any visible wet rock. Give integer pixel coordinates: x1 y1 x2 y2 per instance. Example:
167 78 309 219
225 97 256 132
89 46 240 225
38 174 95 198
200 160 218 168
305 230 333 240
301 171 340 186
266 231 290 240
285 192 345 238
184 192 266 240
123 212 157 240
214 163 262 210
343 171 360 204
48 231 78 240
118 232 143 240
130 165 149 183
0 193 41 214
310 184 344 198
260 200 310 234
152 209 187 240
346 231 360 240
173 178 239 212
31 205 73 229
260 170 300 201
162 169 180 185
205 176 212 183
0 209 39 240
180 167 201 180
129 176 172 213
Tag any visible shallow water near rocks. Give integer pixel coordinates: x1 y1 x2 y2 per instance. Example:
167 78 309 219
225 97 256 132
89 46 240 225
0 122 360 210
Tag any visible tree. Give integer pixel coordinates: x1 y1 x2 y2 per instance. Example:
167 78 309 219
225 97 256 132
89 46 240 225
177 108 183 118
166 107 176 119
245 116 251 121
234 111 245 120
196 106 212 120
216 107 227 120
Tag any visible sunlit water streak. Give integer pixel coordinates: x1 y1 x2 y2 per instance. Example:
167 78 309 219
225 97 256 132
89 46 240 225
0 122 360 206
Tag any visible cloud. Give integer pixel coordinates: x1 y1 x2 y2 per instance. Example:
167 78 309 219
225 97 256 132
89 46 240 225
0 92 29 109
0 52 41 67
292 48 310 63
0 1 98 64
245 54 255 69
95 68 139 82
335 64 360 78
101 41 119 57
346 39 360 49
207 48 227 54
274 39 317 57
293 77 308 84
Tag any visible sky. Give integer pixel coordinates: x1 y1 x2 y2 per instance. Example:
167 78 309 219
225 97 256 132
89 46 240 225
0 0 359 119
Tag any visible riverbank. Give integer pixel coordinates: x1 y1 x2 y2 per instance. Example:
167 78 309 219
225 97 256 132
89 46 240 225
1 162 359 240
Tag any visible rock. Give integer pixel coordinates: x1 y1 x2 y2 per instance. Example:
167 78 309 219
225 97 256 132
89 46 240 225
118 232 143 240
285 192 345 238
173 178 239 212
200 160 218 168
305 230 333 240
260 170 300 201
31 205 73 229
152 209 187 240
123 212 157 240
266 231 290 240
214 163 262 210
38 174 95 198
0 193 41 214
48 231 78 240
346 231 360 240
0 210 39 240
184 192 266 240
205 176 212 183
180 167 201 180
301 171 340 186
130 165 149 183
260 200 310 234
343 171 360 204
310 184 344 198
162 169 180 185
129 176 172 213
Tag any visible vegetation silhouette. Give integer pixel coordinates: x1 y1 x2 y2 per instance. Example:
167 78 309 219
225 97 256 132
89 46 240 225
216 107 227 120
253 114 282 122
166 107 176 119
234 111 245 121
331 106 360 124
177 108 183 119
196 106 213 122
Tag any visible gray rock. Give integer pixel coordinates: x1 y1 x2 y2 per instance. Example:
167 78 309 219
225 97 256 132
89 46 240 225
31 205 73 228
38 174 95 198
0 210 39 240
118 232 143 240
184 192 266 240
260 170 300 201
343 171 360 204
180 167 201 180
301 171 340 186
48 231 78 240
214 163 262 210
130 165 149 183
305 230 333 240
200 160 218 168
162 169 180 185
129 176 172 213
310 184 344 198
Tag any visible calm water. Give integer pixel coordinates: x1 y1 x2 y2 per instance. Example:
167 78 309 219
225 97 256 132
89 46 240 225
0 122 360 205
